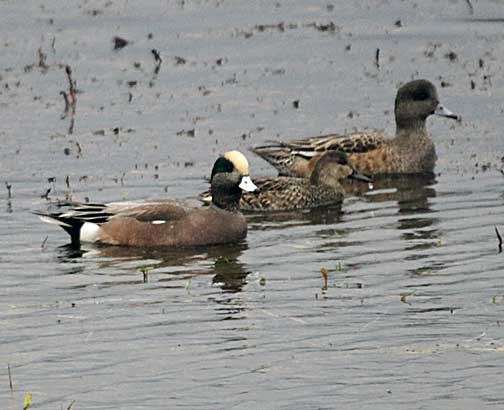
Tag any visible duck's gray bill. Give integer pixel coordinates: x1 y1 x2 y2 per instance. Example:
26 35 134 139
239 175 258 192
349 171 373 184
434 104 460 121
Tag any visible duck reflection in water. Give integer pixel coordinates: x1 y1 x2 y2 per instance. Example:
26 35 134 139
246 202 343 232
55 242 251 294
362 174 444 276
363 174 439 236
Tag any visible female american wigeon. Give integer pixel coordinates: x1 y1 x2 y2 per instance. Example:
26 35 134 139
36 151 258 248
252 79 460 177
201 151 371 212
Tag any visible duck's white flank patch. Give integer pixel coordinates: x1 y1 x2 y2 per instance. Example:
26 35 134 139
151 220 166 225
224 150 249 175
80 222 101 243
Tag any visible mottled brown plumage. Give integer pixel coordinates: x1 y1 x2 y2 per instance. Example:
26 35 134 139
252 79 460 177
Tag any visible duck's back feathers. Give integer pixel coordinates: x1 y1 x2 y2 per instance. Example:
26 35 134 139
252 132 385 177
276 131 385 155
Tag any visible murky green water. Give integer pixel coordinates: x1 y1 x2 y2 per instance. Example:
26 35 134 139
2 1 504 409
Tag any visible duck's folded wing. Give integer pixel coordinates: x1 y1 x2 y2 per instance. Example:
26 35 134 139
280 132 386 155
105 200 191 222
254 132 385 158
34 201 114 224
240 177 309 211
252 177 300 192
36 199 192 225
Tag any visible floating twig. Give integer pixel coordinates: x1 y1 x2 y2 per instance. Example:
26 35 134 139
68 117 75 135
65 65 77 115
60 91 70 115
139 266 153 283
38 47 49 70
495 226 502 253
5 182 12 199
400 290 415 305
465 0 474 15
375 48 380 69
174 56 186 65
75 141 82 157
41 188 51 200
320 268 328 291
152 49 162 64
67 400 76 410
152 49 162 75
41 236 48 249
8 363 13 394
60 65 77 121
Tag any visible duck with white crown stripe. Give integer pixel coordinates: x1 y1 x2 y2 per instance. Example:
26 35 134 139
35 151 258 248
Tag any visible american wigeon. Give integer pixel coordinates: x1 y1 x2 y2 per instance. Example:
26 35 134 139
35 151 258 248
201 151 371 212
252 79 460 177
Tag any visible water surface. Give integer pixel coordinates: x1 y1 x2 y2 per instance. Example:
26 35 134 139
2 1 504 409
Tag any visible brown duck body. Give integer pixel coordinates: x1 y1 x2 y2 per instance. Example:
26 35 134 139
252 79 458 178
36 151 257 248
260 131 435 177
345 131 436 176
97 202 247 247
239 177 344 212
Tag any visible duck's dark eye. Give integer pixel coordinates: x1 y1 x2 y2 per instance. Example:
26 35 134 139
336 152 349 165
211 157 234 180
413 90 430 101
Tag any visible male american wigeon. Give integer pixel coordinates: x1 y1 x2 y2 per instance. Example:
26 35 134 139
200 151 371 212
252 79 460 177
35 151 258 248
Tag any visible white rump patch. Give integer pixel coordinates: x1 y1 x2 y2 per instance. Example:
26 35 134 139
151 220 167 225
80 222 101 243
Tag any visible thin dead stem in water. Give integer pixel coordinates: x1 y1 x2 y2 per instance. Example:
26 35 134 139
465 0 474 14
320 268 328 290
8 363 13 394
5 182 12 199
495 226 502 253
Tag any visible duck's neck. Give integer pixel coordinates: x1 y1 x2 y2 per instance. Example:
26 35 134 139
211 188 241 212
395 119 428 140
310 169 340 189
394 125 432 155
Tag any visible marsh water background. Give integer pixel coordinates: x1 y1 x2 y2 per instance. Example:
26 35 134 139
2 1 504 409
